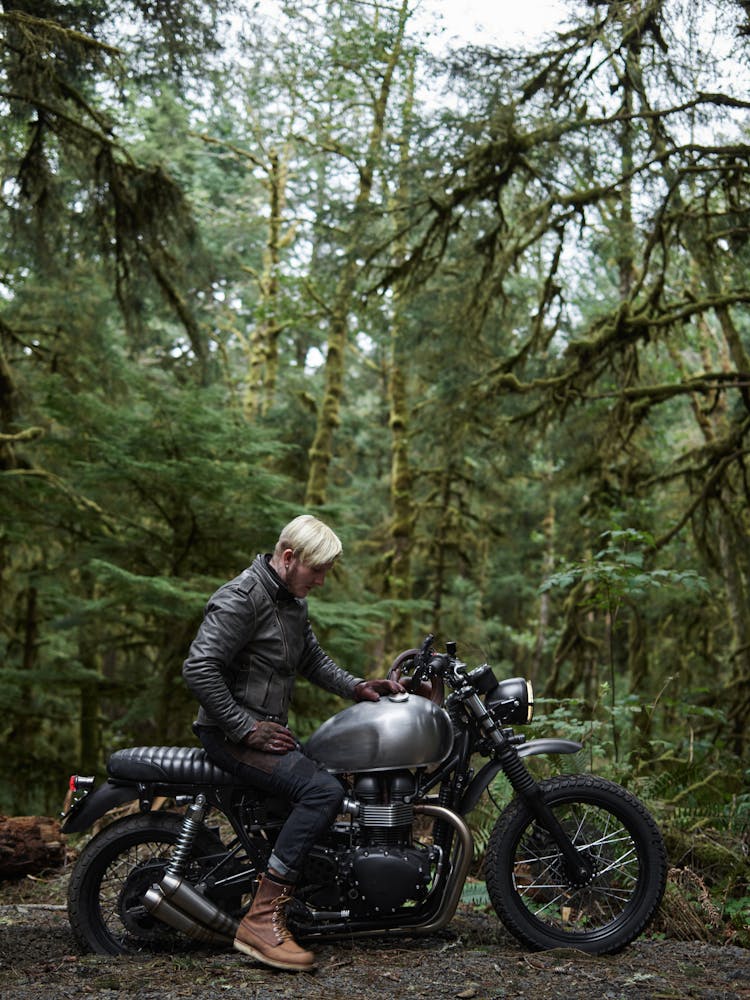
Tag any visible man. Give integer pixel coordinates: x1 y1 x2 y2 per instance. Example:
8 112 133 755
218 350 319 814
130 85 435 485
183 514 403 971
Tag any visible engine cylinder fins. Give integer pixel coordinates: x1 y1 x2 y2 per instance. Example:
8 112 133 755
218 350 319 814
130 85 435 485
358 802 414 827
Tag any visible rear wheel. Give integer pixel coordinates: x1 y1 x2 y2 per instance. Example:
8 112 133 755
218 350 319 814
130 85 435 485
485 774 667 954
68 812 237 955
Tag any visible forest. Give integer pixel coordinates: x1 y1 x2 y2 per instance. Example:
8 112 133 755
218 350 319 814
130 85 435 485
1 0 748 940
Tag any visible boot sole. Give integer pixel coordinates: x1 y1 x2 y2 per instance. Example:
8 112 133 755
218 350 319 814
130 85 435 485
233 937 315 972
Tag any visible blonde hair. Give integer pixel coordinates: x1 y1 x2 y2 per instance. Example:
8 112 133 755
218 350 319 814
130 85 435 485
274 515 342 568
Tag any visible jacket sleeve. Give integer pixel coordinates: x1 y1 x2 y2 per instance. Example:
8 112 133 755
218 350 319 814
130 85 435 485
182 587 258 743
297 619 364 698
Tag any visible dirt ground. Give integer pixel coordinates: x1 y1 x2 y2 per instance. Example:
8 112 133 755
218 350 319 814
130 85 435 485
0 871 749 1000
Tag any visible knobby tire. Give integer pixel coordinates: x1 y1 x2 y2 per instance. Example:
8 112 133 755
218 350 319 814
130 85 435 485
485 774 667 955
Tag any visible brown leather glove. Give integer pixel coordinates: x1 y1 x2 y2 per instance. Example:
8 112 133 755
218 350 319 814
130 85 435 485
243 720 298 754
354 678 406 702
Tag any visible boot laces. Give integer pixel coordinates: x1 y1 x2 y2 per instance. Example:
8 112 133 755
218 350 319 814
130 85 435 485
271 889 294 942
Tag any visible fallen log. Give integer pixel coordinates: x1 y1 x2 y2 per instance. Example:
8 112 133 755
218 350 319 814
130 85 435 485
0 815 65 879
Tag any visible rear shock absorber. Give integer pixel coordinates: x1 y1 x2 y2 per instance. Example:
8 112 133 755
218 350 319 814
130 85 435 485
146 793 239 941
165 794 208 879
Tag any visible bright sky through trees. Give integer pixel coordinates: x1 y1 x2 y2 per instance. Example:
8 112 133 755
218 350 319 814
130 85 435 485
420 0 567 48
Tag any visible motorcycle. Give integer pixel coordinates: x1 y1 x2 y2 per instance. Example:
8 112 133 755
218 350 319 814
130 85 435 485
61 635 667 957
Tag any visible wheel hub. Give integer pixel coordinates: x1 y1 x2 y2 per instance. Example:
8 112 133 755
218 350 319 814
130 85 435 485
118 860 173 939
567 853 596 887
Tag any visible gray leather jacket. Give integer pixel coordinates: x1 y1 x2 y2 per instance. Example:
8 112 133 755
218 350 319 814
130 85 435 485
182 555 364 742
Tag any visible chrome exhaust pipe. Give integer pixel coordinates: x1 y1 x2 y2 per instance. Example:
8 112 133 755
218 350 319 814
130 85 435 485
412 803 474 933
144 885 233 945
158 872 240 938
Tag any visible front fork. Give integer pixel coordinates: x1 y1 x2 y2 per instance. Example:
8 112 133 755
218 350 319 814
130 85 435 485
464 690 593 886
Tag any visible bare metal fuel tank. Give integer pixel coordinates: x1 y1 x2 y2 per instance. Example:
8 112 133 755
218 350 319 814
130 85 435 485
304 692 454 773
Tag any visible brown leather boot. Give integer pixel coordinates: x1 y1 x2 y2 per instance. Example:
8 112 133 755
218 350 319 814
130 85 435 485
233 874 315 971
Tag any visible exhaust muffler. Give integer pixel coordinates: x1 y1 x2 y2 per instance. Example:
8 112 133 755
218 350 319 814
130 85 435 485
159 872 239 937
144 873 240 944
144 885 234 945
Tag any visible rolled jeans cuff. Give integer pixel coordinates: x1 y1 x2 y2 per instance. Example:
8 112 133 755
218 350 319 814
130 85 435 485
268 851 298 882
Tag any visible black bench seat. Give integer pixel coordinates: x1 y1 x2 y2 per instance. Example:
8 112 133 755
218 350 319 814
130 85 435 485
107 746 237 786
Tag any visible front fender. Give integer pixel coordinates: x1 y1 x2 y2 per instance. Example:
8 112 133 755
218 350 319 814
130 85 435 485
61 782 138 834
517 737 582 759
459 738 583 816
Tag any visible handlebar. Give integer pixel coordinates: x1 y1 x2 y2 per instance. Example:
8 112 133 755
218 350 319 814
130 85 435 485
390 636 533 727
411 635 467 690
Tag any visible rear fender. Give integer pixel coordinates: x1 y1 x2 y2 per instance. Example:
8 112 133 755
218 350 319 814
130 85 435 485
61 782 139 834
459 738 582 816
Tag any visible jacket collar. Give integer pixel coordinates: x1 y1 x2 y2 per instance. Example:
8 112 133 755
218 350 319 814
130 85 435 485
253 553 300 603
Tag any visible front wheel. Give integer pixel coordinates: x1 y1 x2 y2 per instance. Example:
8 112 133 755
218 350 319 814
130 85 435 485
485 774 667 955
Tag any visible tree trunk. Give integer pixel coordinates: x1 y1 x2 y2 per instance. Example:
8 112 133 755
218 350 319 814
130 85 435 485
383 53 416 656
531 497 555 687
305 0 410 506
716 507 750 757
245 145 292 419
77 634 103 777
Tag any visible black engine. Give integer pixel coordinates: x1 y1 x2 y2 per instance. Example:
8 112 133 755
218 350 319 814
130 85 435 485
300 769 434 914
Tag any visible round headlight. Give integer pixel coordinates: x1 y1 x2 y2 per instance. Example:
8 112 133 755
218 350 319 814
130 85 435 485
486 677 534 725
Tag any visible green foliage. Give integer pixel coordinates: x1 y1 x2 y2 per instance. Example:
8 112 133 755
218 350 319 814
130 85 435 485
659 808 750 947
1 6 748 930
540 529 711 608
0 361 294 809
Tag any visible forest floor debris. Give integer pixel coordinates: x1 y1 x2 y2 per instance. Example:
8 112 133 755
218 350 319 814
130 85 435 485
0 869 748 999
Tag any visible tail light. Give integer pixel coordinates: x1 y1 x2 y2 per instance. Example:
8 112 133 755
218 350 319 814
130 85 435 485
69 774 95 793
62 774 95 819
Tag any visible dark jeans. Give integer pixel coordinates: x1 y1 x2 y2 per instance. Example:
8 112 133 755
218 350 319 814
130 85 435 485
196 725 344 882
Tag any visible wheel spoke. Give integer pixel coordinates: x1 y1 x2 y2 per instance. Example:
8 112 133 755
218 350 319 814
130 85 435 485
96 840 174 944
510 801 642 933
